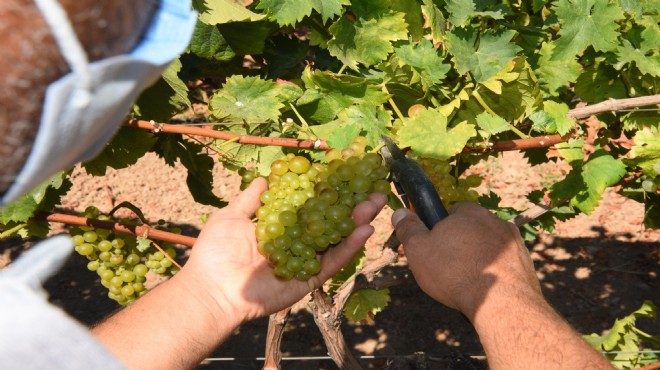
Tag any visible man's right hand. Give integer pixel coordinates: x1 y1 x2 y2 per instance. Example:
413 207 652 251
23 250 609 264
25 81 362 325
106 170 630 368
391 202 614 370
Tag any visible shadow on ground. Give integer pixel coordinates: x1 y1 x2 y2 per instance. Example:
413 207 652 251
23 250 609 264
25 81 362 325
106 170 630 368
3 228 653 370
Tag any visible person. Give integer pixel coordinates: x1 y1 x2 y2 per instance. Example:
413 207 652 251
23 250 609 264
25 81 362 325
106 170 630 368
0 1 613 369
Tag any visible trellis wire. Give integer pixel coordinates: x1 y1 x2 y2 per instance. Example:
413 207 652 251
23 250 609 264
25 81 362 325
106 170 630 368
203 351 660 362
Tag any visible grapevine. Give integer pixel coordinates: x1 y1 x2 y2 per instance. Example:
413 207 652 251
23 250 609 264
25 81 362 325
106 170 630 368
255 137 390 281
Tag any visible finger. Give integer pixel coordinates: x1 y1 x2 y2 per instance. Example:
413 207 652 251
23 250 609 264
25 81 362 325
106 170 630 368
391 208 429 245
352 192 387 225
315 224 374 283
220 177 267 219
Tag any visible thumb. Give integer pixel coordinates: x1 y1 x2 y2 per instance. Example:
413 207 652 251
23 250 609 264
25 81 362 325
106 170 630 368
219 177 267 219
391 208 429 245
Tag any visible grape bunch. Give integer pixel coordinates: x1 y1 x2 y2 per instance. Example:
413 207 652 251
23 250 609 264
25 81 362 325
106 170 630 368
255 137 391 281
70 206 180 305
414 157 481 205
641 162 660 193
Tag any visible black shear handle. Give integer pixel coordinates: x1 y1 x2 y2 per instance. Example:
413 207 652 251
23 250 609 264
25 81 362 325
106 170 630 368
391 158 449 229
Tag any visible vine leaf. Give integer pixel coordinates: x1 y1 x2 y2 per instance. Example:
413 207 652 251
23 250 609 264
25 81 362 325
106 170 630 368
153 135 226 208
343 288 390 323
0 171 71 224
394 39 450 90
574 63 627 104
615 23 660 77
134 58 191 122
210 75 288 125
327 10 408 69
329 250 366 295
625 129 660 177
529 101 575 136
584 300 659 367
475 111 510 135
257 0 349 26
197 0 265 24
397 108 476 160
536 41 581 97
188 22 237 61
551 148 626 214
297 69 389 123
445 28 521 83
311 105 390 149
421 0 445 46
446 0 504 27
83 128 156 176
551 0 624 61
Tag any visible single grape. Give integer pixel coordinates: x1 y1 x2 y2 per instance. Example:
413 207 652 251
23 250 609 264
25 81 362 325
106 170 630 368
133 264 148 277
654 162 660 175
97 240 113 252
642 179 658 193
121 285 135 297
273 265 294 280
87 260 100 271
303 259 321 275
72 235 85 246
289 156 311 174
83 231 98 243
286 257 304 272
77 243 95 256
271 160 289 176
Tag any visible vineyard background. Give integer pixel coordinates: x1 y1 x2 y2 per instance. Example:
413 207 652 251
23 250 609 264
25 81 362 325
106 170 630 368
2 149 656 369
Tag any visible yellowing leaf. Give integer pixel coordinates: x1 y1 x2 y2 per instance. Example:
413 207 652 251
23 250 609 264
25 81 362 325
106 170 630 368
397 108 476 160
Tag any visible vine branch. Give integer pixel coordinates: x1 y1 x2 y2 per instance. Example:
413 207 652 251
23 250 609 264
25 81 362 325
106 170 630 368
126 94 660 154
40 212 197 247
263 307 292 370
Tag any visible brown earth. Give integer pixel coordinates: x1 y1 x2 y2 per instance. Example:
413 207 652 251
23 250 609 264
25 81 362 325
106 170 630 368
3 150 659 370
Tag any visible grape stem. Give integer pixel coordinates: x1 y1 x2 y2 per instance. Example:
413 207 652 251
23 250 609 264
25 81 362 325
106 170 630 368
40 212 197 247
145 236 183 269
0 222 28 239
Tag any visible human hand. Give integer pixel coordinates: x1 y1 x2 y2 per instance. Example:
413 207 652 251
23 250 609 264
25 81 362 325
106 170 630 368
391 202 542 321
183 177 387 324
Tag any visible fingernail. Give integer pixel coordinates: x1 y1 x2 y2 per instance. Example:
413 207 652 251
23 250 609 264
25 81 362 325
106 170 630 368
391 208 409 227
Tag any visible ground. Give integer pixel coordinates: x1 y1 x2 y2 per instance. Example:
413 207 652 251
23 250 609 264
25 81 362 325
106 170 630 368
2 150 658 370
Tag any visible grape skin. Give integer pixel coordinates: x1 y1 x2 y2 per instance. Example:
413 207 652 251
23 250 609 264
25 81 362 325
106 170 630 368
255 137 391 281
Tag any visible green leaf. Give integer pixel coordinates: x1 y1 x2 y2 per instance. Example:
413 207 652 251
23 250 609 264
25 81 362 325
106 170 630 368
615 24 660 77
445 28 521 83
343 288 390 323
153 135 227 207
134 59 191 122
197 0 266 24
213 129 285 175
529 101 574 136
394 39 451 90
334 105 391 147
0 171 71 224
574 63 627 103
329 250 366 295
421 0 446 46
136 234 152 253
552 149 626 214
327 12 408 69
625 128 660 177
397 108 476 160
83 128 157 176
551 0 625 60
297 69 390 123
446 0 504 27
391 1 425 41
210 75 286 125
188 22 237 61
257 0 349 26
555 139 585 164
217 21 277 56
535 42 581 97
475 111 510 135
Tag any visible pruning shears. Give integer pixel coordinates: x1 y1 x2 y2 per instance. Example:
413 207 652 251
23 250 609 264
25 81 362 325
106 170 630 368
379 136 449 229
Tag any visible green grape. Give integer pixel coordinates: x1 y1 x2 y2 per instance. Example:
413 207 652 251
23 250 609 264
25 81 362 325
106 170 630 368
87 260 100 271
121 270 136 283
132 282 145 293
269 249 289 265
349 175 371 193
273 265 294 280
72 235 85 246
654 162 660 175
306 220 325 236
294 270 311 281
465 174 482 187
273 235 292 250
83 231 98 243
278 210 297 226
303 259 321 275
97 240 112 252
133 264 148 277
299 246 317 260
126 253 140 265
286 257 304 272
100 269 114 282
77 243 95 256
121 285 135 297
336 218 356 236
642 179 658 193
266 223 285 238
289 156 311 174
271 160 289 176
